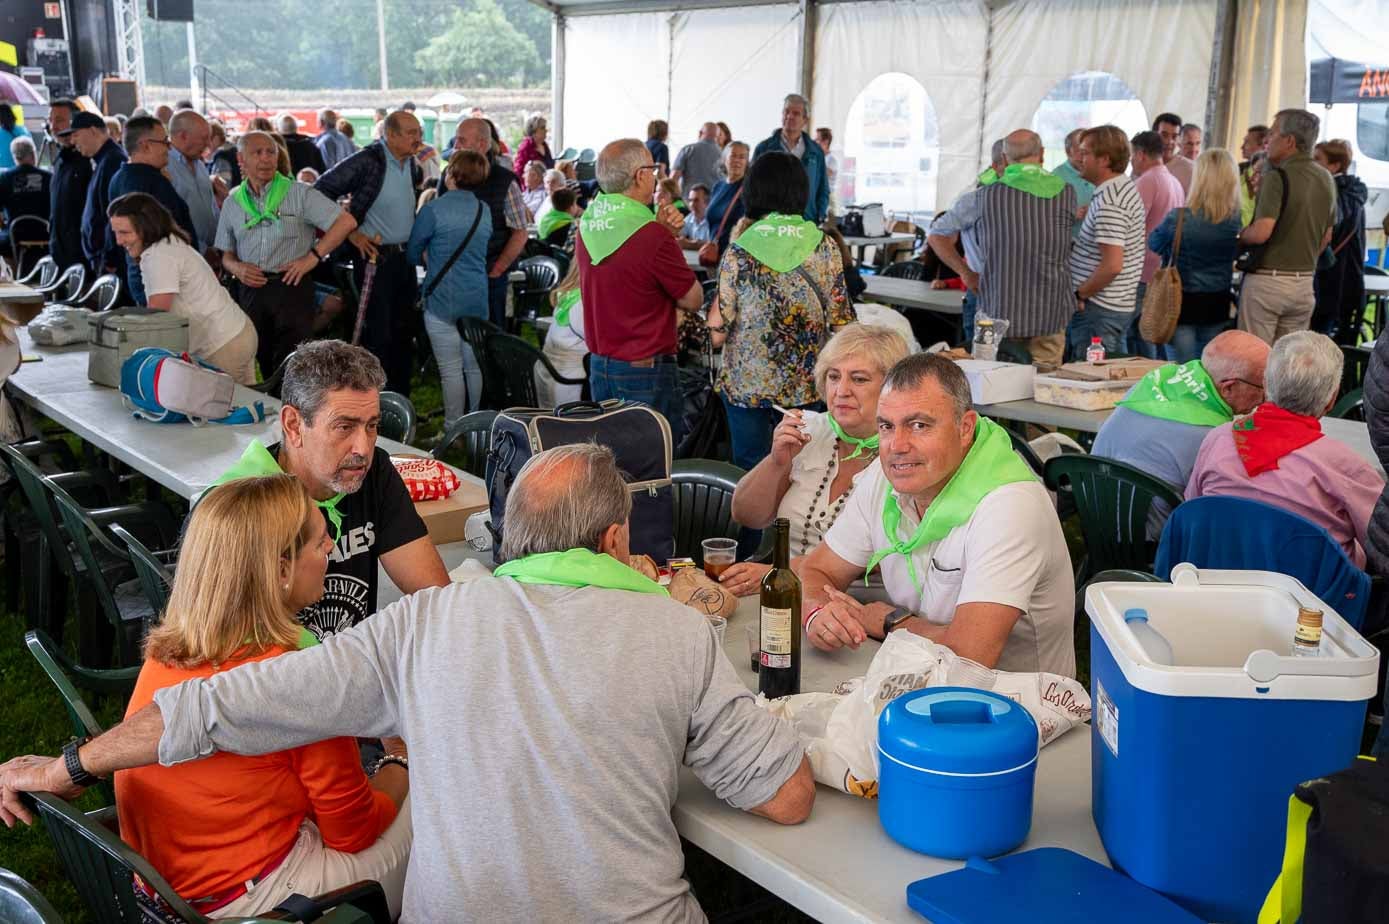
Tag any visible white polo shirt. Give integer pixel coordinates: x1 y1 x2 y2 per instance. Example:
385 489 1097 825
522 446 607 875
140 236 250 359
824 465 1076 677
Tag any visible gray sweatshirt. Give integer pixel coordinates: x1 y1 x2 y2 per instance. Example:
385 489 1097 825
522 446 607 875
154 578 805 922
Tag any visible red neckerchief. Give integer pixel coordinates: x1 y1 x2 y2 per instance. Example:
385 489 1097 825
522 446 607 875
1231 402 1323 477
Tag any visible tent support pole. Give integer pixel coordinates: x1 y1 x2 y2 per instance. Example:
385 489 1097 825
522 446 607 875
552 13 566 150
976 0 995 172
798 0 817 100
1206 0 1238 148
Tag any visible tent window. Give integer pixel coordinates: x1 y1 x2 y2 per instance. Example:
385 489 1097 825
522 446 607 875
841 73 940 223
1357 103 1389 162
1031 71 1150 171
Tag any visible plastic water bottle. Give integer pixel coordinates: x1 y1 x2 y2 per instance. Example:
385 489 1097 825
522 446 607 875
1086 337 1106 363
1124 608 1174 665
1291 607 1323 658
973 318 998 361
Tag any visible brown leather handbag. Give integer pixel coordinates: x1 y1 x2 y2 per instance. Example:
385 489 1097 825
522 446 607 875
698 183 743 268
1139 207 1185 345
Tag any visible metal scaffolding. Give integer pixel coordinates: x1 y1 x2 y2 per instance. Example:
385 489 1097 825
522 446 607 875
113 0 147 89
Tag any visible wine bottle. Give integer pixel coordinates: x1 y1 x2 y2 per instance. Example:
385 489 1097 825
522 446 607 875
758 518 801 698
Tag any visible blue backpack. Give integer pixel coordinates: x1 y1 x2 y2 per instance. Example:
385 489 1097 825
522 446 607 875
119 347 266 426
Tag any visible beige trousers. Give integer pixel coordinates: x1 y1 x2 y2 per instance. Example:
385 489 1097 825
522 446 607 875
1004 332 1066 367
203 320 259 386
1237 273 1315 345
216 795 412 920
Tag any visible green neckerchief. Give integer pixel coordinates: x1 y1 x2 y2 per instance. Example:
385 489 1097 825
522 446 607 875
977 167 1000 186
297 627 319 649
494 548 669 596
824 412 878 461
578 193 655 265
733 212 824 273
215 439 346 543
671 199 686 211
537 207 574 241
866 417 1035 593
1117 360 1234 428
553 288 581 328
231 173 292 229
998 163 1067 199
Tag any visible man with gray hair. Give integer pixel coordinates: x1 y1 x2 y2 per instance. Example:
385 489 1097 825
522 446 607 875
1236 108 1337 344
276 111 326 177
166 109 220 255
799 352 1076 675
314 108 354 170
672 121 722 199
979 137 1007 185
217 131 358 374
753 94 830 221
0 136 50 256
0 442 814 921
928 128 1077 365
214 339 449 637
1052 127 1093 231
578 139 702 444
1188 331 1383 566
439 117 528 326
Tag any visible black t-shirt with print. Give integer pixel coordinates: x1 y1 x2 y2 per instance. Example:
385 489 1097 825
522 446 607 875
271 444 428 640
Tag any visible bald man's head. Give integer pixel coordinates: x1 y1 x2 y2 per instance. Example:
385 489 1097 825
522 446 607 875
700 122 718 142
1203 330 1271 415
455 117 493 156
499 444 634 561
1004 129 1043 164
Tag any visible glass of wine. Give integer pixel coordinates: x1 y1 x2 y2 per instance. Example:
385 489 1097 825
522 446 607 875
701 538 737 581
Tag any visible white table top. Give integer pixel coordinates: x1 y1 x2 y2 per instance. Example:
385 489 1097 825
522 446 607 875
1366 275 1389 295
684 249 707 271
843 233 917 250
861 276 964 315
7 329 468 499
378 559 1103 924
974 398 1113 433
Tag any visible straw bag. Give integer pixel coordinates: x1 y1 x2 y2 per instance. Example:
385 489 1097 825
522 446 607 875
1139 208 1184 345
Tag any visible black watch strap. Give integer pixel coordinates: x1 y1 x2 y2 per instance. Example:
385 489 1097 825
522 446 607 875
882 606 912 637
62 738 99 788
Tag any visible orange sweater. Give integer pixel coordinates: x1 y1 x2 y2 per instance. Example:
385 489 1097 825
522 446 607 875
115 647 397 904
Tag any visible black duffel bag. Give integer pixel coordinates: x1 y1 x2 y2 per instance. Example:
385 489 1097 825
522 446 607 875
485 400 674 563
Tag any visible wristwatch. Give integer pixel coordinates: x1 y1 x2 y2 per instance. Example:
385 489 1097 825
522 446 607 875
881 606 913 638
62 738 100 789
311 247 328 264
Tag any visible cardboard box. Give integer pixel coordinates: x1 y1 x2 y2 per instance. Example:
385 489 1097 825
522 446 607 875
1033 373 1134 411
0 283 46 326
1052 357 1168 382
954 359 1037 405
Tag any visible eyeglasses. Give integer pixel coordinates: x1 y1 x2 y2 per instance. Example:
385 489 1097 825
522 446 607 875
1223 377 1265 394
143 138 173 148
636 164 661 174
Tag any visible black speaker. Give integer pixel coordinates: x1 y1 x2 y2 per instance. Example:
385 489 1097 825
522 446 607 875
146 0 194 22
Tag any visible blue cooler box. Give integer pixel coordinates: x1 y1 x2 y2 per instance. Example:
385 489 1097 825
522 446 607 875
878 688 1038 859
1086 565 1379 923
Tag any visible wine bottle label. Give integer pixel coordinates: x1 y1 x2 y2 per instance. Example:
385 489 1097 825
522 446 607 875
761 606 793 656
1294 624 1323 644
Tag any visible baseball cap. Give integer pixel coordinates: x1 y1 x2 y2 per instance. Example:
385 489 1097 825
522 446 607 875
57 111 107 137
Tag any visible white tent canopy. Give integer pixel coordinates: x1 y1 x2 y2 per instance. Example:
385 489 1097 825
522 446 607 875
532 0 1312 216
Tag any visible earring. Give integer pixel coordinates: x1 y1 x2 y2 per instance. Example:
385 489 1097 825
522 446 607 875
282 584 290 592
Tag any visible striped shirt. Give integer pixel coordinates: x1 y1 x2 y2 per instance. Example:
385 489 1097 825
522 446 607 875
973 182 1077 338
1069 174 1145 313
214 179 343 272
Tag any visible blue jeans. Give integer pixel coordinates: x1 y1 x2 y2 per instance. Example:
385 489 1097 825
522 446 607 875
1068 301 1131 358
589 354 684 448
424 311 483 423
1164 323 1227 364
486 274 509 328
961 290 978 345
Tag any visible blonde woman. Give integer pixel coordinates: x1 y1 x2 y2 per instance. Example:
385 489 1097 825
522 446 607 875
719 323 909 596
1147 148 1242 362
115 475 411 919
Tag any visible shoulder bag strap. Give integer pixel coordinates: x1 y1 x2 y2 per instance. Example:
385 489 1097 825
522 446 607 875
792 263 832 326
1169 207 1186 266
712 183 743 243
423 202 485 302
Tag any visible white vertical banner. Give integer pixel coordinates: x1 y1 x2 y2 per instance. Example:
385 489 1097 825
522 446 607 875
562 13 672 155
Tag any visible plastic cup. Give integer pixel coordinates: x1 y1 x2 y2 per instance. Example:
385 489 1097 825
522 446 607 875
701 537 737 581
745 623 759 673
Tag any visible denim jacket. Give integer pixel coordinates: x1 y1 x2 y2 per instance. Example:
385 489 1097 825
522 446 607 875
1147 207 1241 294
407 189 492 323
314 140 422 226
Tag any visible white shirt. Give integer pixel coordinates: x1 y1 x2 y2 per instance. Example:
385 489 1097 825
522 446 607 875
780 411 875 557
523 186 547 219
139 237 251 359
824 468 1076 676
682 212 711 242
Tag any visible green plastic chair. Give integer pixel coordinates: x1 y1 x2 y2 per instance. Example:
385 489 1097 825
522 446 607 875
1043 454 1184 585
486 333 586 409
672 459 748 564
378 390 417 444
0 867 64 924
431 410 496 480
24 793 390 924
1 438 82 617
1330 387 1364 421
456 316 505 409
109 523 174 618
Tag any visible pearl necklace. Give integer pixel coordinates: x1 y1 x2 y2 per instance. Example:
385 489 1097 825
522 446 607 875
801 438 857 557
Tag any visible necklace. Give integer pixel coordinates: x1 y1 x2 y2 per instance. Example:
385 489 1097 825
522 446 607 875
801 438 856 557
